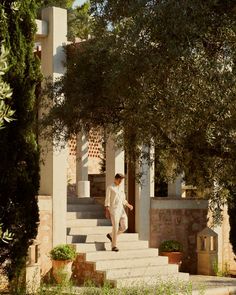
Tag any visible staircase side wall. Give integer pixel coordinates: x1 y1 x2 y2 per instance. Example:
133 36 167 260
72 254 107 287
150 198 208 274
37 195 53 276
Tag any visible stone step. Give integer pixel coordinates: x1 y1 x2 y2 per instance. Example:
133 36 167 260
67 204 104 212
65 198 189 288
68 226 113 235
73 242 106 252
66 219 111 227
67 233 139 243
72 237 148 253
112 272 190 288
104 240 149 251
73 238 154 253
67 197 96 205
95 256 168 270
67 212 105 219
105 264 179 280
85 248 159 261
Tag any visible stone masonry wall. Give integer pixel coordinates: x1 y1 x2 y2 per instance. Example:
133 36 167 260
150 198 208 274
37 195 53 276
0 268 8 293
72 254 107 287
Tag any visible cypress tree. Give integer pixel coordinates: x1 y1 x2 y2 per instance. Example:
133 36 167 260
0 0 41 285
0 44 14 129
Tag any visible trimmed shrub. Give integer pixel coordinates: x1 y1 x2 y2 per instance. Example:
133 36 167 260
159 240 183 252
50 245 77 261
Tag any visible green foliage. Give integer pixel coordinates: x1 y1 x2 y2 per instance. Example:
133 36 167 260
212 258 230 277
0 223 13 244
39 278 193 295
46 0 236 187
50 244 77 261
40 0 74 9
0 43 14 128
159 240 183 253
68 1 93 41
0 0 41 283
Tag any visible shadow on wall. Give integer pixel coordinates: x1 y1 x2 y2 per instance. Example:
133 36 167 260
88 174 105 198
67 174 105 198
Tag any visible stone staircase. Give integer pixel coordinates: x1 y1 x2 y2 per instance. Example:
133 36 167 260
67 197 189 287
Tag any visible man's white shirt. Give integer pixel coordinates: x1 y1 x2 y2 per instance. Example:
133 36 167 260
105 184 128 214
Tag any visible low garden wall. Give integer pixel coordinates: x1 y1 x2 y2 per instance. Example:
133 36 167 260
150 198 208 274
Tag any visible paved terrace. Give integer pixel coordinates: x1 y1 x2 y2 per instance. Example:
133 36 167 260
191 275 236 295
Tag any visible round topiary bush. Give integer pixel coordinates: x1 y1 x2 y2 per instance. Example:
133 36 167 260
159 240 183 252
50 244 77 261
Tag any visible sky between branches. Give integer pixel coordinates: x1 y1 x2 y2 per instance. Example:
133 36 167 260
73 0 86 7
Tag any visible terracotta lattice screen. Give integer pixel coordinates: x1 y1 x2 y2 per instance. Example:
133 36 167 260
68 130 103 158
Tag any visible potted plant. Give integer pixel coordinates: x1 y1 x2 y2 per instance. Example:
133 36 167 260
159 240 183 265
50 244 77 283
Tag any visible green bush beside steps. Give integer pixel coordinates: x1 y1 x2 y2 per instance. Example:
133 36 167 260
159 240 183 252
50 245 77 261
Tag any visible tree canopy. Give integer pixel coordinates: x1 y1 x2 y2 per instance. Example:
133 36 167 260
68 1 93 41
47 0 236 195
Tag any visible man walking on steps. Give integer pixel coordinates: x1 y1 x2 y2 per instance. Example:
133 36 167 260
105 173 133 252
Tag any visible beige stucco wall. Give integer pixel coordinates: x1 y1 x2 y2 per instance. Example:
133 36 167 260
209 206 236 274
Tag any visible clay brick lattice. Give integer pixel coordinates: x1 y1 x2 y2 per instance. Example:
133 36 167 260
68 131 104 159
69 135 77 156
88 130 103 159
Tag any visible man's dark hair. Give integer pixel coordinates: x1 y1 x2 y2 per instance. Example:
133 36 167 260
115 173 125 179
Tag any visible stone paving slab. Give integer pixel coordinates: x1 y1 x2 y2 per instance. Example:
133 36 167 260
190 275 236 295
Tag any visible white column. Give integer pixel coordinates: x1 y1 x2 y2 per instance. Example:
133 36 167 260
136 146 155 240
76 132 90 197
168 175 182 198
105 137 125 190
39 7 67 246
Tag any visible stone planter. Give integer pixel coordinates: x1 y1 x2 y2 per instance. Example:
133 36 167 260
160 252 183 265
52 260 73 283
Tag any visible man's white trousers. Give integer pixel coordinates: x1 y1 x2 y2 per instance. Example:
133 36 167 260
109 209 128 248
